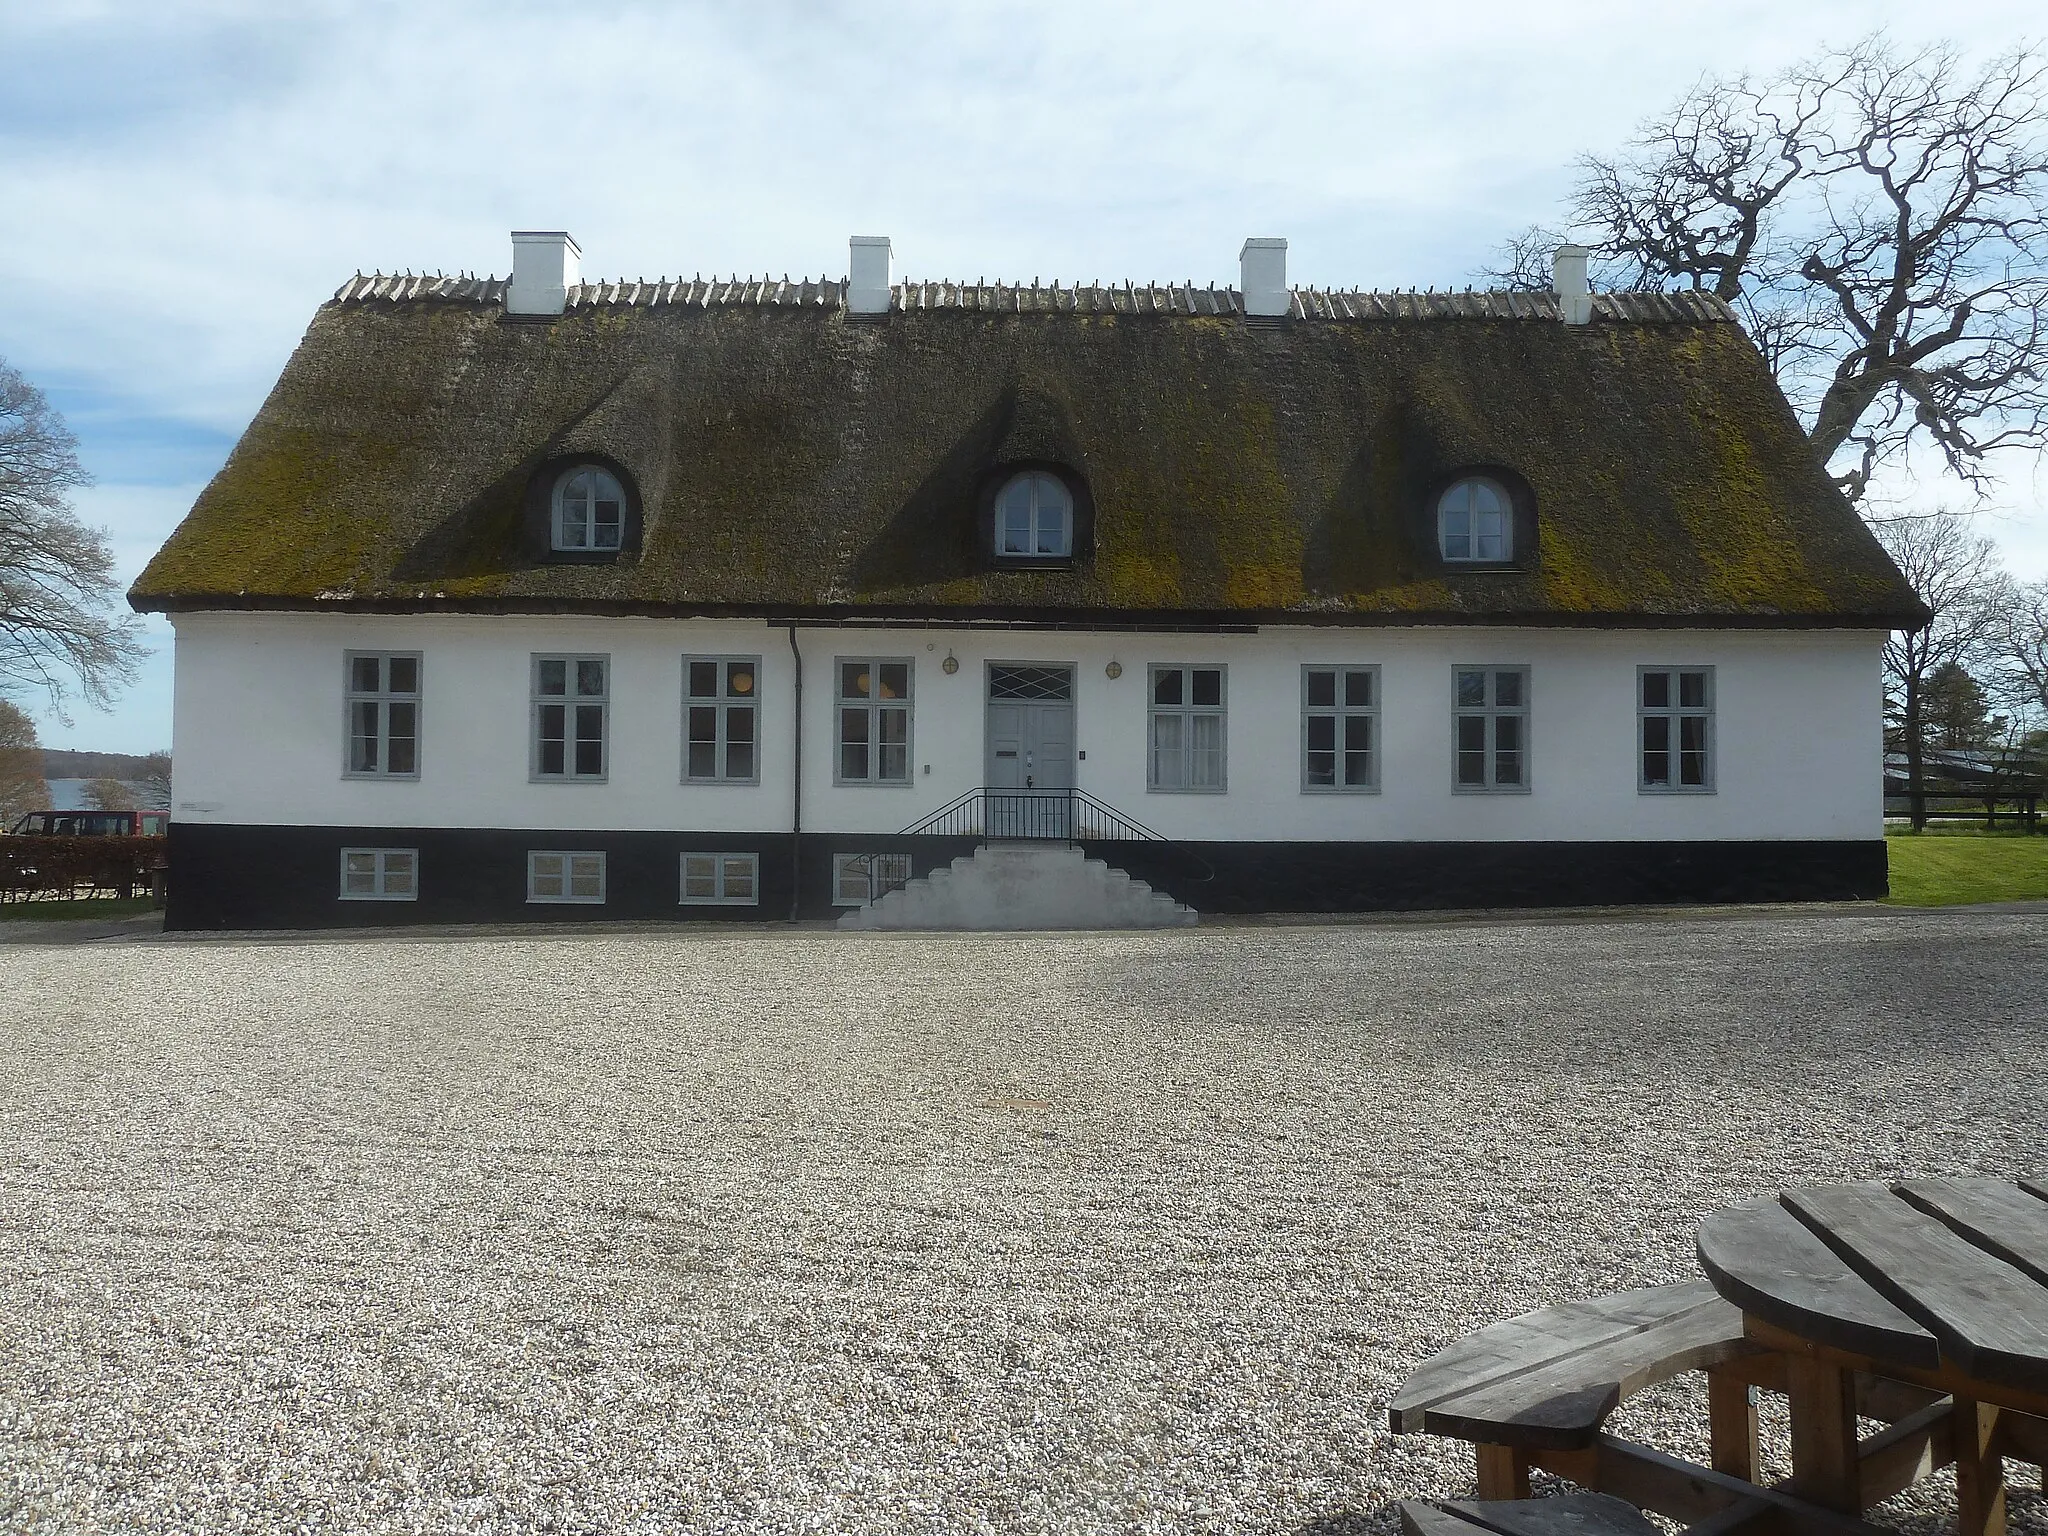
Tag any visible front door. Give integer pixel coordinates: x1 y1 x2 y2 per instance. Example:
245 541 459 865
986 665 1075 837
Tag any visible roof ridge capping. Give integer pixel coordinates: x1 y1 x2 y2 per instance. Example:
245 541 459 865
329 271 1734 323
327 230 1734 323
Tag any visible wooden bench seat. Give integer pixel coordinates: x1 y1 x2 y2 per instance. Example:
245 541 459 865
1389 1280 1913 1534
1399 1495 1659 1536
1389 1279 1759 1452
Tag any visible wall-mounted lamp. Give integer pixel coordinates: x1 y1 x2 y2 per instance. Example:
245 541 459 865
942 650 960 675
1104 659 1123 679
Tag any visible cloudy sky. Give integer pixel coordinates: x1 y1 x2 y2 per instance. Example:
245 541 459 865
4 0 2044 753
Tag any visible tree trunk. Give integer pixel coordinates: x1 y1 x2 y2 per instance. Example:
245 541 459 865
1904 677 1926 832
1806 369 1888 476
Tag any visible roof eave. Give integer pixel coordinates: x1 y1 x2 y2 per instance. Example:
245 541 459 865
127 590 1928 631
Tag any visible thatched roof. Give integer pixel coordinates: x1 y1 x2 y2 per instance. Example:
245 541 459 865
130 273 1924 627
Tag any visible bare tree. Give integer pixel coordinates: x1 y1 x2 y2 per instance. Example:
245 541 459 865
1993 577 2048 719
135 749 172 810
1493 37 2048 503
0 356 145 714
1870 510 2006 824
0 698 49 825
83 776 136 812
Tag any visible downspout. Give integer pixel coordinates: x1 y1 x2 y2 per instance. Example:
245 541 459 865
787 624 803 920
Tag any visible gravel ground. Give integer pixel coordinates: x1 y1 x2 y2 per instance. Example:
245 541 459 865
1 909 2044 1535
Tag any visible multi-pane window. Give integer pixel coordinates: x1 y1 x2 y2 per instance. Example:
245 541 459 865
837 659 912 784
1302 665 1379 792
832 852 912 905
344 653 420 777
339 848 417 901
995 471 1073 558
532 656 608 780
685 657 759 783
681 852 759 905
552 467 625 552
1640 668 1714 791
528 851 605 903
1439 478 1513 562
1148 666 1226 792
1454 667 1530 791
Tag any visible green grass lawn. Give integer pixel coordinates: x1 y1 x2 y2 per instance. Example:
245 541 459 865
1885 830 2048 906
0 896 159 922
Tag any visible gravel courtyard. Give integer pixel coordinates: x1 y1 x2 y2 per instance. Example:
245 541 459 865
2 911 2044 1535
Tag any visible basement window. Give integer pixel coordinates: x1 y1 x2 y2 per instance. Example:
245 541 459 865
339 848 417 900
1439 477 1513 562
528 850 605 904
833 852 912 905
552 466 625 552
681 852 760 905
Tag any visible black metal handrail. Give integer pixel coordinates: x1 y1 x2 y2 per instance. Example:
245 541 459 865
894 786 1164 842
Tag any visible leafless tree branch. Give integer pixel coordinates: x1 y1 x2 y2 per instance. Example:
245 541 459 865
0 356 146 717
1493 35 2048 502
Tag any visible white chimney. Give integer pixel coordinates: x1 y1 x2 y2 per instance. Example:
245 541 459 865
849 235 893 314
508 231 581 316
1553 244 1593 326
1240 237 1289 318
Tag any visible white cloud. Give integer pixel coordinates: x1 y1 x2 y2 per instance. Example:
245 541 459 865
2 0 2044 749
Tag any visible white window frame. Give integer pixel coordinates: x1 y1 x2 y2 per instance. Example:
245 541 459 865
1301 664 1380 793
682 656 762 785
680 851 760 905
338 847 418 901
1453 666 1531 793
832 852 913 906
994 471 1074 558
343 652 421 779
1147 665 1227 793
527 850 606 904
834 658 914 786
551 466 625 553
1438 477 1513 563
531 654 609 782
1639 666 1716 793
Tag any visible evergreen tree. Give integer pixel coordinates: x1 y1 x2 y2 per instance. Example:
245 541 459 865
1923 662 1993 751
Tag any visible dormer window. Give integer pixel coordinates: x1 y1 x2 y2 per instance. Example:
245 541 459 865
1439 477 1512 562
995 471 1073 559
553 467 625 552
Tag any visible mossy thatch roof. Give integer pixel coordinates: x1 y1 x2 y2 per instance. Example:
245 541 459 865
130 276 1925 627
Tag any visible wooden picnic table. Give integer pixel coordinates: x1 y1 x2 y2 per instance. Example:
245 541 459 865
1390 1177 2048 1536
1696 1177 2048 1536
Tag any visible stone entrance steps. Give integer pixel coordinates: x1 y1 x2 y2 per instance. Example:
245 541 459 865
836 842 1198 931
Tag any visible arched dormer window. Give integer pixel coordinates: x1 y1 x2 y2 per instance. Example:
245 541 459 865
1438 476 1513 562
995 471 1073 559
552 466 626 553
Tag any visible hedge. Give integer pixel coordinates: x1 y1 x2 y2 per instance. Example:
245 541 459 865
0 836 166 901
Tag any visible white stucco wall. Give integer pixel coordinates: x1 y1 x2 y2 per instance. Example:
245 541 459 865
169 612 1886 841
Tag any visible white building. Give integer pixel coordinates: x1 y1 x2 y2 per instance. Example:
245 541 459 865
131 234 1923 928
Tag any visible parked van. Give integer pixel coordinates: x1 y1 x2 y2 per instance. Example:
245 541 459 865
7 810 169 836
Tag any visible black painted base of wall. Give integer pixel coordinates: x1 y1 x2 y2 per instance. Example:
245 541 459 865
164 824 1888 931
1093 837 1889 914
